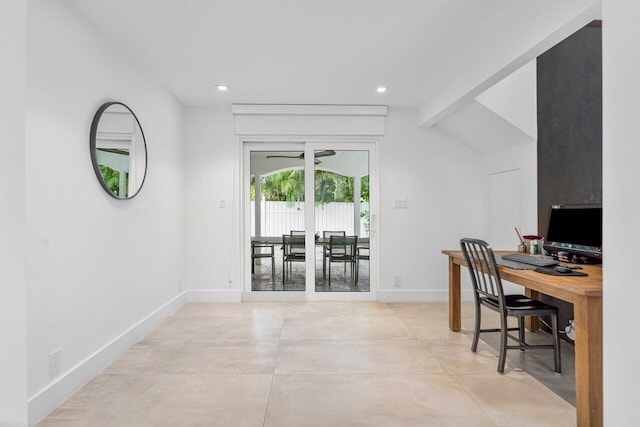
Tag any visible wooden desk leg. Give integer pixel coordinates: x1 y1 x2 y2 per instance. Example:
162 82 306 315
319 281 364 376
449 257 461 331
524 288 540 332
574 295 603 427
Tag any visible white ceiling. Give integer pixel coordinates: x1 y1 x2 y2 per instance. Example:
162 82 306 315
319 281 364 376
64 0 600 108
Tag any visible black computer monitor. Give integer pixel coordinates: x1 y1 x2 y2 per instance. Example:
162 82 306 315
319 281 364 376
543 204 602 263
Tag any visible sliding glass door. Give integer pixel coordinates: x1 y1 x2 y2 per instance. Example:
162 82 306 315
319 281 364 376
248 147 307 291
314 150 370 292
244 141 375 298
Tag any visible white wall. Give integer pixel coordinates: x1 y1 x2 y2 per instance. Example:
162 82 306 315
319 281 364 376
481 143 538 244
184 107 236 293
481 143 537 295
602 0 639 424
477 60 538 244
0 0 29 425
476 60 538 140
183 106 484 300
26 0 185 422
435 57 538 252
378 108 483 299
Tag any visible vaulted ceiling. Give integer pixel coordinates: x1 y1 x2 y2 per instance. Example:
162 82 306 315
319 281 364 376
65 0 600 123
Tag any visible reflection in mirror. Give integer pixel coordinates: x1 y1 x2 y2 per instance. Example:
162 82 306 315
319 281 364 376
90 102 147 199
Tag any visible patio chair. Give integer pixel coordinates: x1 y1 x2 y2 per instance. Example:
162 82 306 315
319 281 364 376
251 241 275 285
282 234 305 285
289 231 306 254
327 235 357 286
322 230 346 278
355 244 369 285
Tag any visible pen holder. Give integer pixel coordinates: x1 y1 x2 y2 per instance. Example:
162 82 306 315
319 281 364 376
522 237 544 255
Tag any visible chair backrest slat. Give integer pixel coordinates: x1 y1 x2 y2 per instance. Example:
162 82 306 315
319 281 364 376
330 235 357 257
323 230 346 238
460 238 505 303
283 234 305 257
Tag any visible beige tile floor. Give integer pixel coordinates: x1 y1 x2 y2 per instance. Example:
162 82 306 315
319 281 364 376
38 302 576 427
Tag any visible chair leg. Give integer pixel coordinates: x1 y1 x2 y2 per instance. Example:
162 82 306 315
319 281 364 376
350 260 354 284
271 256 275 285
518 316 526 350
497 315 508 374
552 313 562 374
328 259 331 286
355 257 359 284
471 301 481 352
323 252 326 278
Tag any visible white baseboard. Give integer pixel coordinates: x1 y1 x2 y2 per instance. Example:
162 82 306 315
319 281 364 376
28 292 187 427
377 289 474 302
187 289 242 302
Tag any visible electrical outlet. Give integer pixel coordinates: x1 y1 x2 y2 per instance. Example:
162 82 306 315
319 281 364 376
218 198 226 208
565 319 575 341
49 349 61 378
393 275 401 288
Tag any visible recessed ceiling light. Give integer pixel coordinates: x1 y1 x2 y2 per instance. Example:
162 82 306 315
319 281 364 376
217 85 228 92
376 86 387 93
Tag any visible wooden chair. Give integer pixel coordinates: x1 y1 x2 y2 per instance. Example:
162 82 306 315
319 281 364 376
460 238 561 374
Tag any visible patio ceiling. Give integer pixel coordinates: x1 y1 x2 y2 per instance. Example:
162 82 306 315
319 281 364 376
250 150 369 178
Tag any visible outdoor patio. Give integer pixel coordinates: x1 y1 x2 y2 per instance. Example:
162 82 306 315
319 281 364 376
251 244 369 292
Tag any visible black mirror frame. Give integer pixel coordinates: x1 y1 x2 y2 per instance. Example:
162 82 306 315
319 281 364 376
90 101 148 200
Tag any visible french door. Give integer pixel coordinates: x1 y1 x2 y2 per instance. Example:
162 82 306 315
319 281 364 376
243 140 376 300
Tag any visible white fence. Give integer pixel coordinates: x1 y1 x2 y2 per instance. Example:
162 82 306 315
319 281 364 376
251 201 369 237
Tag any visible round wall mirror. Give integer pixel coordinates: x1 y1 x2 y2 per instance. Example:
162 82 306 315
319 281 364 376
90 102 147 199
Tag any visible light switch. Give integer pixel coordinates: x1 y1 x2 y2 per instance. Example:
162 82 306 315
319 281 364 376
393 198 408 209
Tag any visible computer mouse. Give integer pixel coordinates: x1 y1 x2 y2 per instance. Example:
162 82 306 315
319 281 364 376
554 266 573 273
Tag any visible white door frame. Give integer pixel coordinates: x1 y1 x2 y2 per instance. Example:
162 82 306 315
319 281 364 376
240 137 378 301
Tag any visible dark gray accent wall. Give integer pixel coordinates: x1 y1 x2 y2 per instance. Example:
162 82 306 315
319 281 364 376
537 24 602 235
536 23 602 340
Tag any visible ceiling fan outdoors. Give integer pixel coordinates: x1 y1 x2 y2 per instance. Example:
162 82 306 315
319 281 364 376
266 149 336 164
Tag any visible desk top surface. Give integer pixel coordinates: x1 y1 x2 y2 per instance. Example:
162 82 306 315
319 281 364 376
442 249 602 299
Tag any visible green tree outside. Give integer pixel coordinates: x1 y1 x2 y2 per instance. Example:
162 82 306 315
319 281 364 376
251 170 369 203
99 164 121 195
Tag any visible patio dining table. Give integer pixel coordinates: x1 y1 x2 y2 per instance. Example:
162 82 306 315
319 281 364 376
252 236 369 245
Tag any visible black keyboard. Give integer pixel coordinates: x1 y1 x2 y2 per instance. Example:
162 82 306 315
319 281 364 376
501 253 559 267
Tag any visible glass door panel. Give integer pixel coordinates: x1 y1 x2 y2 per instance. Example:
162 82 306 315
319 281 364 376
314 150 370 292
249 150 306 291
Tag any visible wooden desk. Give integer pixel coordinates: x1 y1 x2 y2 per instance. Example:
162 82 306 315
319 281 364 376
442 250 602 427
